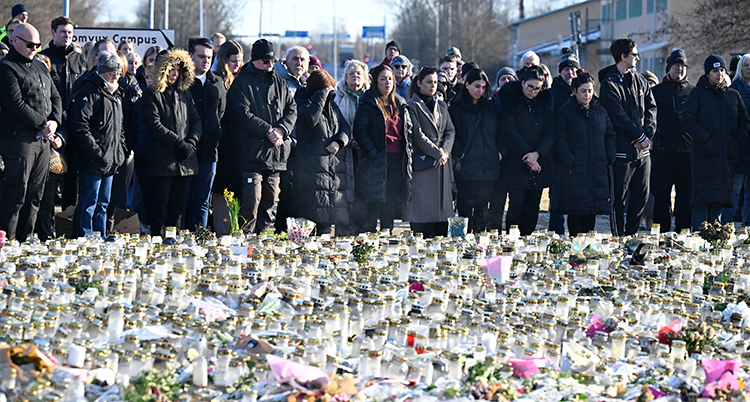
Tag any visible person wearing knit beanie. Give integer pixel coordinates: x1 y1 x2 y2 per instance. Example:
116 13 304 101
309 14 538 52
665 49 688 74
250 39 274 62
382 40 401 66
704 54 727 76
643 70 659 88
495 67 516 89
11 4 26 22
558 47 580 74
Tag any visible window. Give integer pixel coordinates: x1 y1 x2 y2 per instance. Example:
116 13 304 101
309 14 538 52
603 4 610 21
616 0 627 20
647 0 667 13
629 0 642 17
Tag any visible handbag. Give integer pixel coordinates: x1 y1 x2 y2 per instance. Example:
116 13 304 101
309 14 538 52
49 148 67 175
413 153 436 171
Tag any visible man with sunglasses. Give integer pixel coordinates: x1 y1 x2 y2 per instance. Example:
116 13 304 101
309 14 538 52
0 23 63 241
391 55 411 99
599 37 657 236
226 38 297 234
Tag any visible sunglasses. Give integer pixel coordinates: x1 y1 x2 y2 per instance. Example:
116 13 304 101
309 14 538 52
16 36 41 50
261 59 275 65
392 64 407 69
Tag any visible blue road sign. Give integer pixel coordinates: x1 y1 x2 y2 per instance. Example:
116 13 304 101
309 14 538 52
362 26 385 39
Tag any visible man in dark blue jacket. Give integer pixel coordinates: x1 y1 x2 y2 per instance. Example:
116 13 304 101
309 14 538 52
599 38 657 236
651 49 694 232
184 37 226 231
0 23 63 241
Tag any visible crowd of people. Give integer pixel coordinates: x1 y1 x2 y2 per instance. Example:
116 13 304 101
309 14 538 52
0 4 748 241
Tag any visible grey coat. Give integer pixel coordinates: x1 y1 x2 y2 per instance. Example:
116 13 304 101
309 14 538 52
402 94 456 223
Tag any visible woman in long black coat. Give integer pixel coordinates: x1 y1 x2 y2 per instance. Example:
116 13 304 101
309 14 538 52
293 70 352 234
353 64 412 232
449 68 502 233
554 72 616 236
682 55 750 230
498 66 555 236
141 49 202 237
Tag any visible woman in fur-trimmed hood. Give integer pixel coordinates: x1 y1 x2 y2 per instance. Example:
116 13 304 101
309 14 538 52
141 48 203 237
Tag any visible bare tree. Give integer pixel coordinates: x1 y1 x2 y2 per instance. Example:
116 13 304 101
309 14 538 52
670 0 749 58
135 0 240 50
391 0 513 73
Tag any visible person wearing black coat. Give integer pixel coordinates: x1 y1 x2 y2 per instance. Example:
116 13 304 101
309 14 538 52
184 38 227 231
651 50 694 232
598 38 657 236
40 17 86 111
0 23 63 241
729 54 750 227
449 69 501 233
293 70 352 234
554 72 616 235
141 49 203 237
682 55 750 230
353 64 412 232
498 66 555 236
68 51 127 237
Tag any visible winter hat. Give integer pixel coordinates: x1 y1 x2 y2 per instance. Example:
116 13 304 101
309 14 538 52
11 4 25 18
558 47 580 73
0 43 9 52
704 54 726 75
385 40 402 54
446 47 462 59
391 55 410 67
462 61 480 79
643 70 659 87
495 67 517 85
251 39 275 61
665 49 688 74
729 55 741 77
309 55 321 69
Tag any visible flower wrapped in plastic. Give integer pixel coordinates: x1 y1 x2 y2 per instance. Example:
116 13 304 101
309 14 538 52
286 217 316 243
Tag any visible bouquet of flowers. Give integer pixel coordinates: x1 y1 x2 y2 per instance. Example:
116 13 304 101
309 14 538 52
699 220 733 249
287 217 316 243
223 188 245 236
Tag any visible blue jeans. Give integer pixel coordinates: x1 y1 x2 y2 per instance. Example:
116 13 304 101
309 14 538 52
693 202 723 231
185 162 216 230
76 172 113 237
721 173 750 225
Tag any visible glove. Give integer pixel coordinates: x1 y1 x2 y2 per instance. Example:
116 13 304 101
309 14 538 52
176 140 195 160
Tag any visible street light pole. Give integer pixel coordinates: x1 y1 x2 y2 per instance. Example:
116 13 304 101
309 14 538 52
164 0 169 29
333 0 337 79
149 0 154 28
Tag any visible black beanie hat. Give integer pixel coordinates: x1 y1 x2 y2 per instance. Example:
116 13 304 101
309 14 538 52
704 54 727 76
558 47 580 73
11 4 25 18
385 40 402 55
462 61 480 79
251 39 275 61
665 49 688 74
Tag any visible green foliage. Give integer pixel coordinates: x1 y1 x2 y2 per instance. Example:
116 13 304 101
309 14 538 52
351 240 376 264
698 220 733 249
123 369 183 402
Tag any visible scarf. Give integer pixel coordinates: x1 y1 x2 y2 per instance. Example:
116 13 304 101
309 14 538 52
345 85 364 107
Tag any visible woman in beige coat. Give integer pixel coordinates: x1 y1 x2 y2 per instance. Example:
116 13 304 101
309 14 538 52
403 66 456 237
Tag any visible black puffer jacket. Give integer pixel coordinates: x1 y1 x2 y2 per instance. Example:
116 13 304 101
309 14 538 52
226 63 296 172
40 41 86 110
448 91 501 182
353 89 413 203
141 50 203 177
293 88 351 225
554 96 616 215
190 71 226 163
0 46 63 141
682 75 750 207
497 80 555 190
598 65 657 160
550 75 573 113
730 79 750 174
67 72 126 176
651 75 694 155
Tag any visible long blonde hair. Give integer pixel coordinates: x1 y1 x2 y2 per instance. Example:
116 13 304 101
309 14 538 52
216 40 243 89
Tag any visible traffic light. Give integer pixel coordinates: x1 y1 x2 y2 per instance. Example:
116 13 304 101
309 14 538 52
307 44 312 50
364 53 370 63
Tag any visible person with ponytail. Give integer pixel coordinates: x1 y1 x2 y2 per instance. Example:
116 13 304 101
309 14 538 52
353 64 412 232
554 71 616 235
449 68 502 233
402 66 455 237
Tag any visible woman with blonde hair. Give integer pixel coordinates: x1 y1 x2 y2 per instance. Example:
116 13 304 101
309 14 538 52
214 39 244 89
141 49 202 237
334 59 369 235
